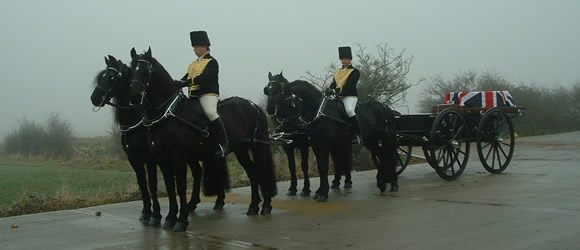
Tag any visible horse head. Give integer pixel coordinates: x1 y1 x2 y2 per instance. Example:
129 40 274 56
128 47 154 106
263 71 291 115
91 55 130 107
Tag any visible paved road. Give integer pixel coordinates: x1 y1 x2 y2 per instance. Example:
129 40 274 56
2 132 579 249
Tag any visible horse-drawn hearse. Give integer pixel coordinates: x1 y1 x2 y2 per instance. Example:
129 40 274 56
393 90 526 180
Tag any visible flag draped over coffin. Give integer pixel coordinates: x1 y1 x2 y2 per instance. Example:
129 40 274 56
444 91 515 108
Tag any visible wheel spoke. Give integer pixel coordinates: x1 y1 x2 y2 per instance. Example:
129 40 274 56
449 150 455 174
453 148 463 170
501 141 512 147
498 143 509 159
398 146 409 155
480 142 491 150
485 143 493 162
491 146 496 168
436 149 444 164
452 125 465 140
495 146 502 169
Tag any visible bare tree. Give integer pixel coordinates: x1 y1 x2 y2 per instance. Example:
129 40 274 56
304 43 413 105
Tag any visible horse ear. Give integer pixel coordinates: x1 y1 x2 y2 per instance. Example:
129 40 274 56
130 47 137 60
104 56 110 66
280 70 284 77
268 72 273 80
145 47 152 59
108 55 117 62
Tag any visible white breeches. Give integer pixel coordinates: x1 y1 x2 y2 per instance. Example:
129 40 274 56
200 94 220 121
340 96 358 117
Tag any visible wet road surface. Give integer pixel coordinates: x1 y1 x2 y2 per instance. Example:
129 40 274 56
1 132 580 249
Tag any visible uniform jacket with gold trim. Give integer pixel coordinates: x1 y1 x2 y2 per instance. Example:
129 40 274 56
181 53 219 96
329 65 359 97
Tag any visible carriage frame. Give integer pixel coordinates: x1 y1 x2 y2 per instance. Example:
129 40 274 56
394 104 526 180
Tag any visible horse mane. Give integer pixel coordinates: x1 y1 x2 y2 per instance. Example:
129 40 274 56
143 56 174 83
91 69 106 89
289 80 322 101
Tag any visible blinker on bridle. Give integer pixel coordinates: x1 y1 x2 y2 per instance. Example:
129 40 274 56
130 59 153 106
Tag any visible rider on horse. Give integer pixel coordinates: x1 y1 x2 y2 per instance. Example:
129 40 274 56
327 46 362 144
178 31 229 157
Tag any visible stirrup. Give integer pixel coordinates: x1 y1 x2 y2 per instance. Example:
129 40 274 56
352 135 361 145
215 144 228 157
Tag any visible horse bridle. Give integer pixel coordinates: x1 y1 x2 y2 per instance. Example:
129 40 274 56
93 66 124 111
266 80 306 125
130 59 154 106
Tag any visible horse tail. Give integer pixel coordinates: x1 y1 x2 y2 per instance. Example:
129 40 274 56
253 104 278 198
202 157 230 196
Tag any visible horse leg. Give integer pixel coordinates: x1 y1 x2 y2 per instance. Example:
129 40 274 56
188 161 202 212
386 145 399 192
373 151 387 193
128 157 151 224
145 159 162 226
330 147 341 191
343 144 353 189
312 144 330 202
299 144 311 197
173 158 190 232
159 164 178 230
235 150 261 216
284 144 298 196
214 189 226 210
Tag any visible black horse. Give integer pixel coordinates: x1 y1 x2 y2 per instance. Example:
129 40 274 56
128 48 277 232
266 73 312 197
264 73 398 201
264 73 353 202
90 55 212 226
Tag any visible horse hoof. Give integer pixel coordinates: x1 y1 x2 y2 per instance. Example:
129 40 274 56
390 184 399 192
162 219 177 230
378 184 386 193
189 204 198 212
139 213 150 224
344 183 352 189
331 184 340 190
287 190 297 196
149 216 162 227
316 195 328 202
188 201 200 212
173 221 189 232
213 201 225 210
260 205 272 215
246 206 259 216
300 190 311 197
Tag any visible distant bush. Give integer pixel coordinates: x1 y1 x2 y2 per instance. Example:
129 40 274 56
1 114 74 159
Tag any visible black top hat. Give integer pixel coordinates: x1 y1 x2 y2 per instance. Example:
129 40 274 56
338 46 352 59
190 31 211 46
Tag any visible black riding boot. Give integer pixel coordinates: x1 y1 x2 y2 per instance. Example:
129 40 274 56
350 115 361 144
210 117 229 157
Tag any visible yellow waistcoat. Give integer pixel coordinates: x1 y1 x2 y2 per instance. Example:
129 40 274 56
187 58 213 91
334 68 354 93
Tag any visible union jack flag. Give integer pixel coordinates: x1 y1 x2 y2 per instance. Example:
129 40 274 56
444 91 515 108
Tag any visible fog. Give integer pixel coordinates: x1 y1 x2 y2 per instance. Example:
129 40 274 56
1 0 579 137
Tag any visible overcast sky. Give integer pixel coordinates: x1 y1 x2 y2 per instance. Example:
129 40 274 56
1 0 579 137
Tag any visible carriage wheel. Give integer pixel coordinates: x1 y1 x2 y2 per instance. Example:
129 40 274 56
422 146 438 170
395 146 412 176
429 109 470 181
476 108 515 174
